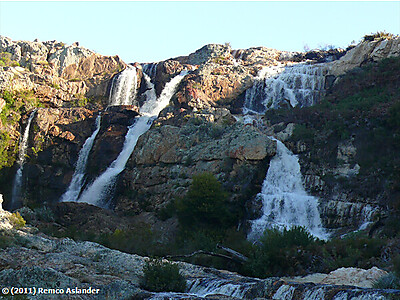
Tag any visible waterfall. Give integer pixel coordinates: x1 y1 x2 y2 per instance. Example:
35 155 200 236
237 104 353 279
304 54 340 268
248 139 328 240
108 65 138 106
142 62 158 79
243 65 284 114
244 63 328 113
77 70 188 207
142 72 157 102
188 278 254 299
264 63 328 109
60 113 102 202
10 109 37 210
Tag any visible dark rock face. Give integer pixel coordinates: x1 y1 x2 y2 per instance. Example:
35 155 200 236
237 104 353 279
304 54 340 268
115 119 276 216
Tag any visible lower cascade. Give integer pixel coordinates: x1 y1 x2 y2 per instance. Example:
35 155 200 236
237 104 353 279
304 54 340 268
244 63 328 113
60 113 102 202
77 70 188 207
248 139 328 240
108 65 138 106
10 109 37 210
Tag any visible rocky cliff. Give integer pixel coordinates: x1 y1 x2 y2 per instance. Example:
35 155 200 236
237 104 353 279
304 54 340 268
1 34 400 299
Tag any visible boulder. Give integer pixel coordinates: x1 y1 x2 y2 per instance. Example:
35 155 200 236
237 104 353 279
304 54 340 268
328 37 400 76
321 267 388 288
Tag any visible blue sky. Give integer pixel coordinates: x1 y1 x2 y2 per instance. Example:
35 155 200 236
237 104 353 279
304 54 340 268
0 1 399 63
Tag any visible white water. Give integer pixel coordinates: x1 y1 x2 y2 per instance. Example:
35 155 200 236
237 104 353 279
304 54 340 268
108 65 138 106
264 63 328 109
11 110 37 210
243 65 284 114
244 63 328 113
60 114 102 202
248 139 328 240
273 284 296 300
142 63 158 79
188 278 254 299
77 70 188 207
333 291 386 300
142 72 157 103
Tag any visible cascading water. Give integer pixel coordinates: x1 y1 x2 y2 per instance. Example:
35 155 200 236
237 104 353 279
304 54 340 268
248 139 328 241
60 113 102 202
142 62 158 79
10 109 37 210
142 72 157 102
244 63 328 113
243 65 284 114
77 70 188 207
264 63 328 109
188 278 255 299
108 65 138 106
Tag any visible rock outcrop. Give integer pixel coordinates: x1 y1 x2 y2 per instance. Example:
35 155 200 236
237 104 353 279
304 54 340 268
0 212 397 300
0 35 126 106
328 37 400 76
117 119 276 214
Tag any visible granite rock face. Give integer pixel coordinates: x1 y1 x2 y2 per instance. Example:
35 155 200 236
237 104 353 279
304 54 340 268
328 37 400 76
116 119 276 214
0 35 126 105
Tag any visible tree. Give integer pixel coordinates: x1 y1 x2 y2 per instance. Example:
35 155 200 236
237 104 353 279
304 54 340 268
175 172 231 229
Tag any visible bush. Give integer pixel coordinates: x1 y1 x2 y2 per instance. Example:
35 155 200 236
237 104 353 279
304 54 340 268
175 172 232 229
322 233 385 270
363 31 398 41
140 259 186 292
245 226 318 277
0 235 14 248
0 52 19 67
373 273 400 289
9 212 26 229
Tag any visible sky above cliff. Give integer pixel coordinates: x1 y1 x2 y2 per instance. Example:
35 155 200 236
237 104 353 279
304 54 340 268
0 1 399 63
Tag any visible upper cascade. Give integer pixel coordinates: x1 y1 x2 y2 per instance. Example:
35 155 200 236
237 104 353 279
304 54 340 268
108 65 138 106
244 63 329 113
77 70 189 207
248 139 328 241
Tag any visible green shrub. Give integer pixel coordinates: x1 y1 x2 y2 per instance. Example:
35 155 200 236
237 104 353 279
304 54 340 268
393 255 400 278
373 273 400 289
140 259 186 292
9 212 26 229
49 83 60 89
322 233 385 270
292 124 315 141
0 131 15 169
245 226 318 277
0 234 14 248
175 172 231 229
0 52 20 67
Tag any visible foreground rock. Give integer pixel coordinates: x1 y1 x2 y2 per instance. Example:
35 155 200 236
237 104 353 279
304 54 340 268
283 267 388 289
0 213 398 300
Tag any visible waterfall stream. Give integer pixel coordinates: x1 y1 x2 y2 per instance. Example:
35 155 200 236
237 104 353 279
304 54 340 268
60 113 102 202
248 139 328 240
243 61 329 240
77 70 188 207
11 109 37 210
108 65 138 106
244 63 328 113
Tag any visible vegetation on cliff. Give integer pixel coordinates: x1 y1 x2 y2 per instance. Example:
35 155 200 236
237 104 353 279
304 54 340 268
0 89 43 170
